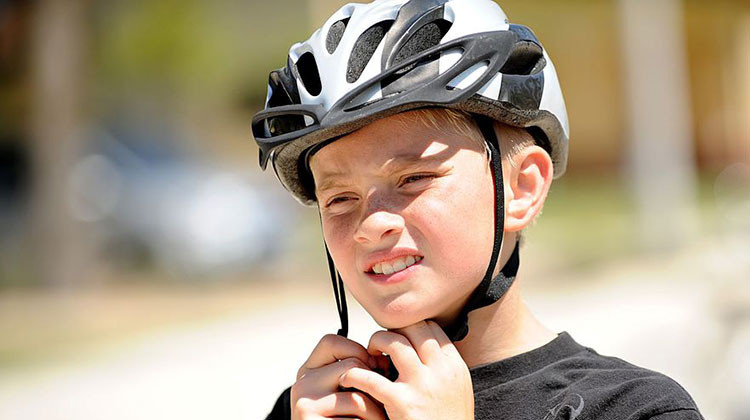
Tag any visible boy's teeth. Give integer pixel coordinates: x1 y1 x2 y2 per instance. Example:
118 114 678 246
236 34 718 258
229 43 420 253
371 255 422 275
381 261 394 275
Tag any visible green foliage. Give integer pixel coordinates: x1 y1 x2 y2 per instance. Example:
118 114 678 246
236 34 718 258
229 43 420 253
91 0 310 106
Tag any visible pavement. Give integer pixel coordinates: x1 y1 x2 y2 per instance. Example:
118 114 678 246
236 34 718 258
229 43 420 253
0 233 748 420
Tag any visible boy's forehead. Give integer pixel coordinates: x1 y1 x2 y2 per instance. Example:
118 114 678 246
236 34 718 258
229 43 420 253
310 111 478 168
311 140 452 180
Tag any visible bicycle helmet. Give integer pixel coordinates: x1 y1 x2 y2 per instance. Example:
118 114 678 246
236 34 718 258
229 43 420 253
251 0 569 341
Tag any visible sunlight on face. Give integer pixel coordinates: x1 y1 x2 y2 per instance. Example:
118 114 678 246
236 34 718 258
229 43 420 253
419 141 450 158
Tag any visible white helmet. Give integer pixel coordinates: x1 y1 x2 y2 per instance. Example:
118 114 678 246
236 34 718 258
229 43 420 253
252 0 569 205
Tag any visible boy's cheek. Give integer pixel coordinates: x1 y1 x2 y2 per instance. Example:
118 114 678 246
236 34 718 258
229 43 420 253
322 222 350 246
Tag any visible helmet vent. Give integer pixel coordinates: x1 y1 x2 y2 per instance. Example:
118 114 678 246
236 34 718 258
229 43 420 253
295 52 322 96
267 115 306 137
326 18 349 54
499 41 546 75
265 62 305 137
347 20 394 83
392 19 452 71
267 63 299 107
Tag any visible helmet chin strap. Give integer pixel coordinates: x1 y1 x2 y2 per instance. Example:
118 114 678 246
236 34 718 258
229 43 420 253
442 114 520 341
323 239 348 337
320 114 520 342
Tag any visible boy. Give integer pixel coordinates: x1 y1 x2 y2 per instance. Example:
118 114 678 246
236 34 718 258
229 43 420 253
251 0 704 418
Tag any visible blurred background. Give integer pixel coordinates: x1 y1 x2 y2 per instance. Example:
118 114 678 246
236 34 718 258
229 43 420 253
0 0 748 418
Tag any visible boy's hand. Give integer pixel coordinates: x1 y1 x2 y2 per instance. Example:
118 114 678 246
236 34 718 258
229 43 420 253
339 320 474 420
291 334 387 420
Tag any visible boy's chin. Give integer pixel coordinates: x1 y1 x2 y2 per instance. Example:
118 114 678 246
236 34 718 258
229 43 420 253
376 319 415 330
371 310 435 330
366 300 461 331
364 298 458 330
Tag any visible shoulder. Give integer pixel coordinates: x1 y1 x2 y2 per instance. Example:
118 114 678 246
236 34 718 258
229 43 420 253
545 345 703 419
471 332 703 419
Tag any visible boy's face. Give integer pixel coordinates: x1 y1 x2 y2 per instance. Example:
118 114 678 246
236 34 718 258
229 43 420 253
310 111 497 329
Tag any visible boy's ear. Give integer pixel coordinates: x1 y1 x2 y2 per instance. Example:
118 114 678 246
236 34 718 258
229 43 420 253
504 146 553 232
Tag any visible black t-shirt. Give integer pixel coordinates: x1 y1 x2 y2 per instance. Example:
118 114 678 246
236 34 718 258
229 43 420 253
265 332 703 419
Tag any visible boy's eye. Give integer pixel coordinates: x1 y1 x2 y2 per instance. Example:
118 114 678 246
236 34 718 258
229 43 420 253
325 196 356 208
400 173 435 186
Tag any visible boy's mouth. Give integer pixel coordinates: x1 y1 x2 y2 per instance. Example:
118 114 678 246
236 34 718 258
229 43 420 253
367 255 423 275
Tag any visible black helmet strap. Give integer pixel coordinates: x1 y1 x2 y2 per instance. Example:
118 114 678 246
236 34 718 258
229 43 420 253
442 114 520 341
323 239 348 337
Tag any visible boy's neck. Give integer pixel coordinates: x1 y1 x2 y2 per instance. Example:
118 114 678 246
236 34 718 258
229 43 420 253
453 281 557 368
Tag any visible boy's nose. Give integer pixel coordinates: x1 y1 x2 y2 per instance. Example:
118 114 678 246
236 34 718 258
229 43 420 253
354 210 405 244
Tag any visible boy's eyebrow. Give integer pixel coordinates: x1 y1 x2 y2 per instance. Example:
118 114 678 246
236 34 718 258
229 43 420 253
387 153 444 167
315 174 349 194
315 153 448 194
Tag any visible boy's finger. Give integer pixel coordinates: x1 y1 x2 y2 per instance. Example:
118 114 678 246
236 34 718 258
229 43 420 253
319 391 387 420
339 366 397 406
426 320 461 358
302 334 371 373
393 321 443 364
425 320 457 351
367 330 421 377
300 357 370 391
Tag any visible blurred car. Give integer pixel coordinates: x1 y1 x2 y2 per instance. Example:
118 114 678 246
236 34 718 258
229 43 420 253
68 119 295 277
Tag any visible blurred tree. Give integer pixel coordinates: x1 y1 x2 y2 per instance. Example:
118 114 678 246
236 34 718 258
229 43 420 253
89 0 311 160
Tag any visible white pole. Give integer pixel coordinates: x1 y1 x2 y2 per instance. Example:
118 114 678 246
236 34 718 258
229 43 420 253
617 0 698 250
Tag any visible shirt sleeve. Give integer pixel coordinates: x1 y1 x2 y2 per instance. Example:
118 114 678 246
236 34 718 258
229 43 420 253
265 387 292 420
648 409 705 420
